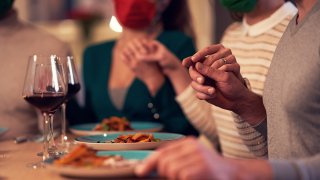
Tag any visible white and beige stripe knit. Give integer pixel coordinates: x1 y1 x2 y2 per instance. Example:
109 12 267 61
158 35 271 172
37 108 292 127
176 2 297 159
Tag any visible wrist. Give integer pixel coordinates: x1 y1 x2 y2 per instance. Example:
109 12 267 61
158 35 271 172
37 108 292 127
233 91 266 126
232 159 272 180
165 67 191 94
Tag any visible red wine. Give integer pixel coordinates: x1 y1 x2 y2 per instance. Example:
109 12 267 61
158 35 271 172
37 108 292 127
24 93 65 113
66 83 81 101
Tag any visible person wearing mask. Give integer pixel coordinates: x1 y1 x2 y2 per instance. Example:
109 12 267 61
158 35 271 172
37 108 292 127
137 0 297 159
0 0 71 140
67 0 198 135
136 0 320 179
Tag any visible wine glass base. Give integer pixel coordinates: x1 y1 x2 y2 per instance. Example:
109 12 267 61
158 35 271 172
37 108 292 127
26 161 46 169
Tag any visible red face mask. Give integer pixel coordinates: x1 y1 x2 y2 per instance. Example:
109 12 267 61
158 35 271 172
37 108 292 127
114 0 157 30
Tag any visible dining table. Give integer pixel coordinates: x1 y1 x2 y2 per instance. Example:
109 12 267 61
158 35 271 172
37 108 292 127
0 136 165 180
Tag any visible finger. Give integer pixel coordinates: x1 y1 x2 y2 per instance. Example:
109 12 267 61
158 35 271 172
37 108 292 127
158 136 197 153
195 62 225 82
180 164 203 180
135 151 161 177
182 57 194 68
196 92 215 100
203 48 232 68
146 39 160 53
121 50 133 66
126 41 138 58
166 154 200 180
120 52 130 63
191 81 216 96
158 147 195 177
132 39 148 54
189 66 205 84
191 44 224 62
218 63 240 74
210 54 236 69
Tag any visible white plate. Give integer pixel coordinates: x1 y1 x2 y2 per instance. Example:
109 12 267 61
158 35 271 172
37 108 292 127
46 150 152 178
74 132 185 150
70 122 163 136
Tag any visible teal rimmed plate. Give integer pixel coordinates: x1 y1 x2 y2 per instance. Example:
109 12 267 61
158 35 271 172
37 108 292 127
46 150 153 178
74 132 185 150
70 122 163 136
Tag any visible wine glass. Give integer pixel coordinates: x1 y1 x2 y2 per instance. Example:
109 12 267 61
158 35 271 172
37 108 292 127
22 55 67 167
58 56 81 153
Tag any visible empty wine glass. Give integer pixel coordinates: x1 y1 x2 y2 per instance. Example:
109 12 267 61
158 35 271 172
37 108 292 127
22 55 67 167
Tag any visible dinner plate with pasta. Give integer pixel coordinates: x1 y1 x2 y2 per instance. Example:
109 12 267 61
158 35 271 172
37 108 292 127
69 117 163 136
74 132 185 150
45 144 153 178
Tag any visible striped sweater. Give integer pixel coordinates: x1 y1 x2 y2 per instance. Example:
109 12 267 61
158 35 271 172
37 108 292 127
176 2 297 159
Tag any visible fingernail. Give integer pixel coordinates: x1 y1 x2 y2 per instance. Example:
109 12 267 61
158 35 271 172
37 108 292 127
191 56 195 61
197 77 203 83
208 88 214 94
196 63 203 71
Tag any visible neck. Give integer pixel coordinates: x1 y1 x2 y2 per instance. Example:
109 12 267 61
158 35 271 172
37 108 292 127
244 0 285 25
296 0 318 23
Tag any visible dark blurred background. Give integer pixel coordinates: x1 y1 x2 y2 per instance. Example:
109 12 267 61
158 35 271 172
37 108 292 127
14 0 233 65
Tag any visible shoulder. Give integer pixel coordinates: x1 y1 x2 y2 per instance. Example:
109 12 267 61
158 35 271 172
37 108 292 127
224 22 242 34
20 23 71 56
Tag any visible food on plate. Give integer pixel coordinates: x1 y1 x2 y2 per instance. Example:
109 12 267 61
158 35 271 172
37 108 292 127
112 133 161 143
93 116 133 131
54 144 137 167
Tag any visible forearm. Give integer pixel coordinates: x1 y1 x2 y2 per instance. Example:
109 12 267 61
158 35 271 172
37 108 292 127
228 158 272 180
176 85 218 143
166 66 191 95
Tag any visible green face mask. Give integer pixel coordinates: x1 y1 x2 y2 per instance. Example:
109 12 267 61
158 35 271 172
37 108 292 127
0 0 14 17
220 0 257 13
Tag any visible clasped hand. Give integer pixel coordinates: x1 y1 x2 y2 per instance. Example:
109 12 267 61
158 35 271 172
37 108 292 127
182 44 250 112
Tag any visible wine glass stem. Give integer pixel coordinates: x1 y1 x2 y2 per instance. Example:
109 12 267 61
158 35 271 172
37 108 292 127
49 114 56 149
61 103 67 145
42 112 50 161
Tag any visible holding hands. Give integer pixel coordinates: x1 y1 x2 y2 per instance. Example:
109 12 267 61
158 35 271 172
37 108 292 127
121 38 165 96
121 38 191 95
183 44 266 125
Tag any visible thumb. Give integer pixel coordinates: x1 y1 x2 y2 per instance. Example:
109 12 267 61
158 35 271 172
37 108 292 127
195 62 224 82
135 151 161 177
182 57 194 68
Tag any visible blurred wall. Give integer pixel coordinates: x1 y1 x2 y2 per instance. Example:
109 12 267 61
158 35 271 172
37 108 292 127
13 0 222 63
214 1 234 43
188 0 214 49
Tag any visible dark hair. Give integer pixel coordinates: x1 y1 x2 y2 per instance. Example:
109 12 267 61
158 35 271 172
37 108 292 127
161 0 195 40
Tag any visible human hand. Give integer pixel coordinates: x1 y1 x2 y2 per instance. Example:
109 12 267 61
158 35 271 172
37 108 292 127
189 62 266 125
138 40 185 77
189 63 249 112
121 38 164 95
182 44 243 82
135 137 273 180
